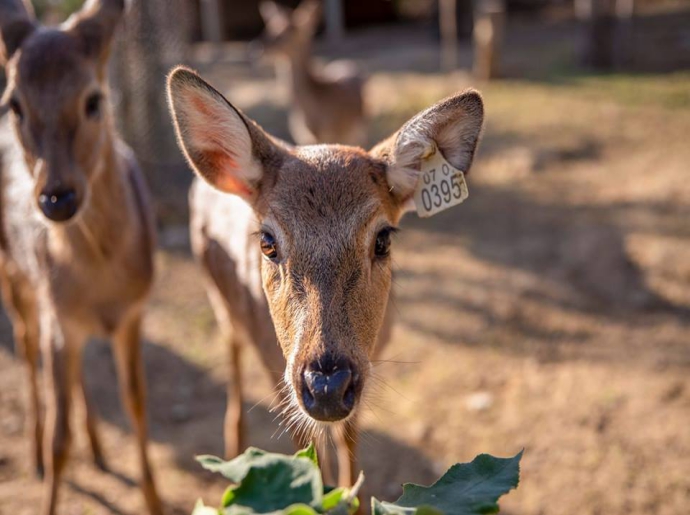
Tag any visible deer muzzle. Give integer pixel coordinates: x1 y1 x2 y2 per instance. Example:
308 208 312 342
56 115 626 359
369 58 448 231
300 354 359 422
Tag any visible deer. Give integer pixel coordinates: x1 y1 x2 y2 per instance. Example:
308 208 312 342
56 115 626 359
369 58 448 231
0 1 162 514
167 66 484 488
256 0 367 147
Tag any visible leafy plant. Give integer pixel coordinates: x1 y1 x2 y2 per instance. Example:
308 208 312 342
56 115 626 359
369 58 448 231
193 445 522 515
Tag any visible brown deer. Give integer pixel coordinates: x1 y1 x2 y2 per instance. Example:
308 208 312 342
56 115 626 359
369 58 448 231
256 0 367 146
0 1 162 514
167 66 484 486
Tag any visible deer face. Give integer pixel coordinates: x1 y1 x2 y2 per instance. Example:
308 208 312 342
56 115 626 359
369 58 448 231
0 0 125 223
167 67 484 425
255 147 401 422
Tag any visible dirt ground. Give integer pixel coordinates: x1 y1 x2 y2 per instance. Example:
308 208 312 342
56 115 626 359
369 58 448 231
1 9 690 515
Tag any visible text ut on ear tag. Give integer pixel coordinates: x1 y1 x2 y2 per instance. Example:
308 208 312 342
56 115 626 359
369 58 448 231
414 145 469 218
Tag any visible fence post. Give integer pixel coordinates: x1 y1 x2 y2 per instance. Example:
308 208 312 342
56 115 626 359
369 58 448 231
324 0 344 44
199 0 224 43
473 0 505 81
439 0 458 71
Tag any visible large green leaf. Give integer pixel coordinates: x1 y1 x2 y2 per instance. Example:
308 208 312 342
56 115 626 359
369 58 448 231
197 447 324 513
373 451 523 515
198 448 269 483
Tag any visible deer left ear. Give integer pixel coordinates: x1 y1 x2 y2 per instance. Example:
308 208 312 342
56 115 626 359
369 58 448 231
65 0 126 65
0 0 36 64
371 90 484 208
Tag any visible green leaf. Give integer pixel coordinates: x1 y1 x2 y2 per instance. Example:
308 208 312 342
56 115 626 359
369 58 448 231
197 448 268 483
294 443 319 467
222 504 319 515
322 487 347 511
200 447 324 513
372 451 522 515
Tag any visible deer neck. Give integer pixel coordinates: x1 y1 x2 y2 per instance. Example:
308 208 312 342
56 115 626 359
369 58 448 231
280 46 315 101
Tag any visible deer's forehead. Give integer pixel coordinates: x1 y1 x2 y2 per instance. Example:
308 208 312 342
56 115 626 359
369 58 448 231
15 30 92 92
264 147 393 235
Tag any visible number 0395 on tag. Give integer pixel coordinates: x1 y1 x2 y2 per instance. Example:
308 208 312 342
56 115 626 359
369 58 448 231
414 148 469 218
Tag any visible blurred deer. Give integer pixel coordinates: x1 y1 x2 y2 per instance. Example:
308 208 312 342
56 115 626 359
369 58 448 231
167 67 484 486
257 0 367 146
0 1 161 514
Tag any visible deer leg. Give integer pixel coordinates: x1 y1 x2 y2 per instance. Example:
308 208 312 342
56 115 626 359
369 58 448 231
334 416 358 487
318 435 337 486
72 348 106 471
21 320 44 478
41 318 83 515
112 310 162 515
224 334 245 459
0 270 44 477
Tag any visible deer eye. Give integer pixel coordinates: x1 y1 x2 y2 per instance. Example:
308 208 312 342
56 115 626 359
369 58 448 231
374 227 394 258
85 92 102 119
260 231 279 261
8 98 22 121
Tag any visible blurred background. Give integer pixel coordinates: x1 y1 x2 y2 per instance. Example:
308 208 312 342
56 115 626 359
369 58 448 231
1 0 689 514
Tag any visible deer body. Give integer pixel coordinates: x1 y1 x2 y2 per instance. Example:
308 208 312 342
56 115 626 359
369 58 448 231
0 1 161 514
168 67 484 488
259 0 367 146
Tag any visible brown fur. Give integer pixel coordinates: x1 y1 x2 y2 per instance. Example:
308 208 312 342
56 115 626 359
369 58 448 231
0 1 161 514
258 0 367 146
168 66 484 487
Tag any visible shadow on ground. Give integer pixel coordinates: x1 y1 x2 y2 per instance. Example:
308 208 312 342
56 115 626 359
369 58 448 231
1 320 437 513
396 177 690 367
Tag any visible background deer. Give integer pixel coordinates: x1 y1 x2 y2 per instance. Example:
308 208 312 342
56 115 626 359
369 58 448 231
0 1 161 514
167 66 483 486
256 0 367 146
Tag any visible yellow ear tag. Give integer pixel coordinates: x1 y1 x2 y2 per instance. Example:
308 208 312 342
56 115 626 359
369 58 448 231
414 146 469 218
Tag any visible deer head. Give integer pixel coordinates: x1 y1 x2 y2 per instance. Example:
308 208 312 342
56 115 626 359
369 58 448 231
256 0 321 60
167 67 483 425
0 0 125 222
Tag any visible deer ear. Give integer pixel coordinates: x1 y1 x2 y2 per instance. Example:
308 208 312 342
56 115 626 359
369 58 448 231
293 0 321 31
0 0 36 64
259 0 290 29
167 67 279 200
371 89 484 207
65 0 126 64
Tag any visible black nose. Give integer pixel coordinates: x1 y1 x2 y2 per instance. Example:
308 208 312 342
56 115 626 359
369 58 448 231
38 188 78 222
301 355 357 422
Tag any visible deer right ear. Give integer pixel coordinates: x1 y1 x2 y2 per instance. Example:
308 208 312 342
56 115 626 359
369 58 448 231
0 0 36 63
167 67 272 200
371 90 484 209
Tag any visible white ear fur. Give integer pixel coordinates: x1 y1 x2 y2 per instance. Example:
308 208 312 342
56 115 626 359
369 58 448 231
259 0 290 32
167 67 263 198
376 90 484 205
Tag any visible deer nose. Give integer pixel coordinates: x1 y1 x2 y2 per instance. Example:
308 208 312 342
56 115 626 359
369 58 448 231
38 188 78 222
301 356 357 422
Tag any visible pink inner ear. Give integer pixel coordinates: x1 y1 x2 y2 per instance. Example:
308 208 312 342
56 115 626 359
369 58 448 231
186 91 253 197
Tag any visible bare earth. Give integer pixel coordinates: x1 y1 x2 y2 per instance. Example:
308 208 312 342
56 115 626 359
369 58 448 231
1 16 690 515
